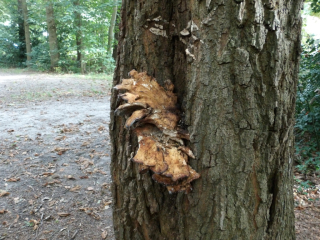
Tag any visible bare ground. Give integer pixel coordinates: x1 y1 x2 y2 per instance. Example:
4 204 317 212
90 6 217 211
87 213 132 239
0 70 114 240
0 69 320 240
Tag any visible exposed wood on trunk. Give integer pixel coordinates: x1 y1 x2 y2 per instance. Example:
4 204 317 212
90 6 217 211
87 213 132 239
20 0 31 64
110 0 303 239
46 2 59 70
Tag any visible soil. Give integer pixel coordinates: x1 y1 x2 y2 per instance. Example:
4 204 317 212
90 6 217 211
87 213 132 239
0 69 319 240
0 70 114 240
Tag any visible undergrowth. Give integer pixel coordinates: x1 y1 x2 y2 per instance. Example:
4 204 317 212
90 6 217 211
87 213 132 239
295 37 320 189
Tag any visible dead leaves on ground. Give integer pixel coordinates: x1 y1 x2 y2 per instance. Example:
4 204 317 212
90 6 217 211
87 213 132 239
67 175 76 180
58 212 71 217
53 147 69 155
55 135 66 141
0 209 8 214
101 230 108 239
69 185 81 192
75 157 93 169
0 190 10 197
29 219 39 230
4 177 20 182
79 207 101 220
43 180 61 187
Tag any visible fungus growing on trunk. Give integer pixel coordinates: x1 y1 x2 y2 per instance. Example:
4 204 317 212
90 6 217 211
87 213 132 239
114 70 200 193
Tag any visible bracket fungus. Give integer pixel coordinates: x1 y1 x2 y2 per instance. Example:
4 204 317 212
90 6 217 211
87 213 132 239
114 70 200 193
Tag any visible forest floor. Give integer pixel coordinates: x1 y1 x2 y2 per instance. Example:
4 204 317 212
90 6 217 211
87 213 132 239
0 69 319 240
0 69 114 240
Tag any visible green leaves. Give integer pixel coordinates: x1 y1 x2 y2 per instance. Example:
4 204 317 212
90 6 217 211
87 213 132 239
311 0 320 13
295 36 320 175
0 0 119 73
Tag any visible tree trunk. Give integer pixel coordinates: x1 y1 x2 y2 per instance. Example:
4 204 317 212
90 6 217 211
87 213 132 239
17 0 26 64
112 8 120 61
73 0 82 68
20 0 31 64
107 0 118 53
110 1 303 239
46 2 59 70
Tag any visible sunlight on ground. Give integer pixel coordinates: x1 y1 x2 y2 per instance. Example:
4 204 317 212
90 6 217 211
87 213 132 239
0 75 30 83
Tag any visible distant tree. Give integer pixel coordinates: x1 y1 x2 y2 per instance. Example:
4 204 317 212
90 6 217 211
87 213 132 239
46 1 59 70
107 0 117 53
73 0 82 69
17 0 26 63
20 0 31 64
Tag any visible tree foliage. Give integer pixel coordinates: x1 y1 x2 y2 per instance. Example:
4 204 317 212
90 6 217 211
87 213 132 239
295 1 320 179
0 0 120 73
295 38 320 176
311 0 320 13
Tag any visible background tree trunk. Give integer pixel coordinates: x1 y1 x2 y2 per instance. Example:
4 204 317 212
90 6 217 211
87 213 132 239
17 0 26 64
110 1 303 239
73 0 82 69
46 2 59 70
107 0 118 53
20 0 31 64
112 10 120 61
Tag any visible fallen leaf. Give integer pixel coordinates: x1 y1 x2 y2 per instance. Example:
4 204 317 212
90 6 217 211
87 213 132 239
13 215 19 223
93 168 107 175
87 187 94 191
75 157 94 169
41 172 54 177
70 185 81 192
55 136 66 141
0 191 10 197
43 180 61 186
98 126 105 132
30 219 39 230
58 212 70 217
54 147 69 155
79 176 88 179
67 175 76 180
0 209 7 214
5 177 20 182
101 230 108 239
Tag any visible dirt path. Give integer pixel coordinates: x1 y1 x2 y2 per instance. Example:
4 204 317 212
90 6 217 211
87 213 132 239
0 69 320 240
0 70 114 240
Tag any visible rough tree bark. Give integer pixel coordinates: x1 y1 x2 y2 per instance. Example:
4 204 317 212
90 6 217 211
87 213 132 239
108 0 118 53
110 1 303 239
46 2 59 70
20 0 31 64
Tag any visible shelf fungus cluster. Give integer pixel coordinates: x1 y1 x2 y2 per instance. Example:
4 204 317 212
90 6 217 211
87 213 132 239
114 70 200 193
